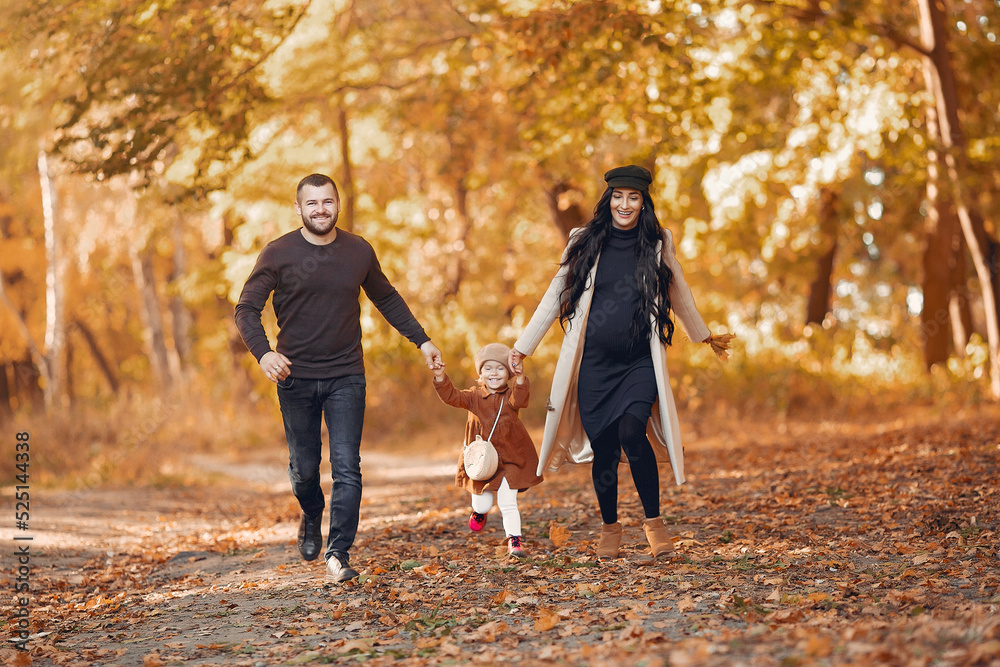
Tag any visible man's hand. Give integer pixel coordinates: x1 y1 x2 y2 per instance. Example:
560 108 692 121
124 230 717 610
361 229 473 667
260 351 292 383
420 341 444 370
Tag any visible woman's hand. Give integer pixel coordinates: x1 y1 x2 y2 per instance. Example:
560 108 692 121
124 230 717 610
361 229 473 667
509 348 526 375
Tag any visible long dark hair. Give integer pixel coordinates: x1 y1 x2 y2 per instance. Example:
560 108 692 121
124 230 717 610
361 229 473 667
558 187 675 345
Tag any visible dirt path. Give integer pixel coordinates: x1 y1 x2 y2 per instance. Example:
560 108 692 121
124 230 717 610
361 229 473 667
4 415 1000 666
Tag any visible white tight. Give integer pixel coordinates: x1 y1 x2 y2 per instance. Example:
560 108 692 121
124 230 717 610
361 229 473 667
470 477 521 537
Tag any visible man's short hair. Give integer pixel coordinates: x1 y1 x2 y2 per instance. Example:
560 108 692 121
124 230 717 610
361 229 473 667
296 173 339 200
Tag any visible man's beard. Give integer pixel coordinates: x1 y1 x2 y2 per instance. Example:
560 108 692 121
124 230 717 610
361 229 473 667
302 212 337 236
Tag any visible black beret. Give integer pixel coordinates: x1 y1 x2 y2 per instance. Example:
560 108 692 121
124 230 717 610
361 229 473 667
604 165 652 191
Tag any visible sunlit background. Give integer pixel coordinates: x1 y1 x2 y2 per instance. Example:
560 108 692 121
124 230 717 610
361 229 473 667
1 0 998 485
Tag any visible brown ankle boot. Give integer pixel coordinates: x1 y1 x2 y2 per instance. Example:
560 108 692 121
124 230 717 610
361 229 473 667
596 522 622 560
643 517 673 558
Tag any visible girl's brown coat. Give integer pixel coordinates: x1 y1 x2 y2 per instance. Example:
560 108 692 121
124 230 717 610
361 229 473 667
434 375 543 494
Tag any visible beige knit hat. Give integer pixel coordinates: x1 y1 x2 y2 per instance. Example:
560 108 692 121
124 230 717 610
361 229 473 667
475 343 512 375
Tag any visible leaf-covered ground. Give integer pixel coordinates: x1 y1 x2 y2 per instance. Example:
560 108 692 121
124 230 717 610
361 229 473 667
5 413 1000 666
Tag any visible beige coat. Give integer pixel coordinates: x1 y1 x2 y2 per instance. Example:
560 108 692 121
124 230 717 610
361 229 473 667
514 227 710 485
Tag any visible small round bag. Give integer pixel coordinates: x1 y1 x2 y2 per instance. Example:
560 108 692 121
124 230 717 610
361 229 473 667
463 435 499 481
463 402 503 481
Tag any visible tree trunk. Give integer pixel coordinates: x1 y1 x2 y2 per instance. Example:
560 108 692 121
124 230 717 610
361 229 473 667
805 188 839 326
967 207 1000 341
337 103 356 233
72 319 120 393
919 0 1000 397
65 332 75 405
130 246 173 390
442 180 474 299
13 359 44 411
39 150 66 409
0 270 50 402
948 229 973 357
221 296 257 403
545 183 586 240
0 364 10 416
920 135 960 368
122 188 176 391
168 210 192 379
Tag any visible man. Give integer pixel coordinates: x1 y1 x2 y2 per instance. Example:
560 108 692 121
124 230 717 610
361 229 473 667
235 173 443 582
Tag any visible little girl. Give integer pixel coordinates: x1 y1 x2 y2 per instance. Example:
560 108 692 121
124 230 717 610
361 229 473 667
432 343 543 558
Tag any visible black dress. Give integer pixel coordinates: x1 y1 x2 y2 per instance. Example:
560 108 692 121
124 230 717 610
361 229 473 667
577 226 657 441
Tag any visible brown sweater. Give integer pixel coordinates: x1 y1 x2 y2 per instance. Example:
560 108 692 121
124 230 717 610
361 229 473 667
433 374 543 494
234 229 429 379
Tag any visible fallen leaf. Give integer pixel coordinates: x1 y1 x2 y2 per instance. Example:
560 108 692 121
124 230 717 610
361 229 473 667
549 522 572 548
534 608 559 632
804 635 833 657
676 597 697 612
469 620 507 642
340 639 373 654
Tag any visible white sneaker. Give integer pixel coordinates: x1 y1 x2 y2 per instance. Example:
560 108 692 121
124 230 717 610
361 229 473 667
325 554 359 582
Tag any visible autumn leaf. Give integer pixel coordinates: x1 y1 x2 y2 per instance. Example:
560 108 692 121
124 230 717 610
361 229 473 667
438 640 463 656
534 608 559 632
706 333 737 360
469 621 507 643
803 635 834 657
491 587 510 605
340 639 374 655
548 521 572 547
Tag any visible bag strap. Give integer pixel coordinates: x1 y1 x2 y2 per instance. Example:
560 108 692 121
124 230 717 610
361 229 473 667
484 399 504 441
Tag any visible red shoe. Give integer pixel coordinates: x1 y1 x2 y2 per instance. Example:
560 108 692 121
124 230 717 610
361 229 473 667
469 511 487 532
507 535 526 558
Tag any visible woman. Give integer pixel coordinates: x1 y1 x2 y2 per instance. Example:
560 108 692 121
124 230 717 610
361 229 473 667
509 164 729 561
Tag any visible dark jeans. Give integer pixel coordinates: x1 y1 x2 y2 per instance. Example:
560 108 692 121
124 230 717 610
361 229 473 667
591 413 660 524
276 374 366 562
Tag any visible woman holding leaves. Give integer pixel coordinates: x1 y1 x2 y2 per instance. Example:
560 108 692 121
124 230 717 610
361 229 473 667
509 165 732 561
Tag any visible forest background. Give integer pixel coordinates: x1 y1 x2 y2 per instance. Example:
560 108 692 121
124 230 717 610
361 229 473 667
1 0 1000 488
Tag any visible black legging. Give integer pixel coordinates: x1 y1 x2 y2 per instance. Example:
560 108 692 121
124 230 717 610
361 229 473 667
590 413 660 524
